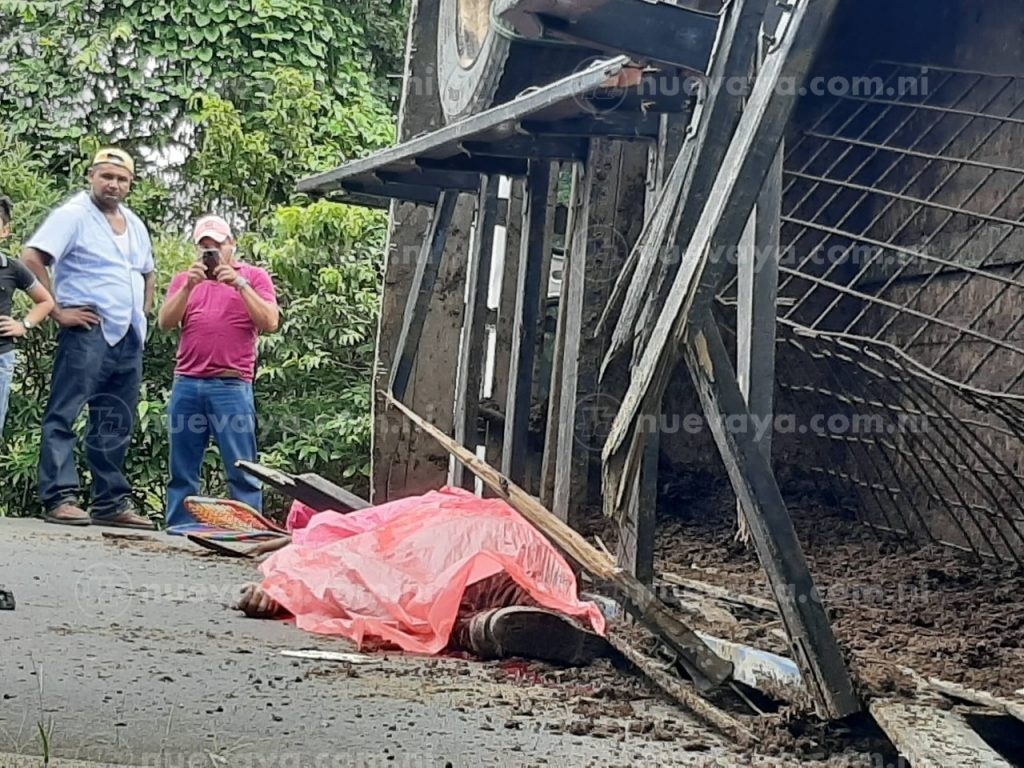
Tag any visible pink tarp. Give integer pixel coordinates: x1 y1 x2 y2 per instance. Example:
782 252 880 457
259 487 605 654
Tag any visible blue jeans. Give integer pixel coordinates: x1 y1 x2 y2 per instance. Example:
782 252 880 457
0 350 14 438
39 326 142 514
166 375 262 528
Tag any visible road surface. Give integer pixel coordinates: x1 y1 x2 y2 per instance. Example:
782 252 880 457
0 519 740 767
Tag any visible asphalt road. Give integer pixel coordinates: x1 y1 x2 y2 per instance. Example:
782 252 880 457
0 519 737 768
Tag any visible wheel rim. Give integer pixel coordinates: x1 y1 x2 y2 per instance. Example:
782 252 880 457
456 0 492 66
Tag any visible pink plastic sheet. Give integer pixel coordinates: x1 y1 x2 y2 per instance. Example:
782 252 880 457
260 487 605 654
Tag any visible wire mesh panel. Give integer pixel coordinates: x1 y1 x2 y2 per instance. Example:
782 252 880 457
742 60 1024 563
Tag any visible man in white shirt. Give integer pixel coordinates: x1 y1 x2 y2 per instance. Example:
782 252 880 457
21 148 156 528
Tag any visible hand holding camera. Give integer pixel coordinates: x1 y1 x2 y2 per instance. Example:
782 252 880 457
201 248 222 279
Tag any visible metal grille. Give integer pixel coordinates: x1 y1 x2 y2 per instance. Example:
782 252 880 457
724 60 1024 564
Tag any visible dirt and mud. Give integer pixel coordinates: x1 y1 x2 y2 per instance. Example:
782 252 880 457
641 503 1024 699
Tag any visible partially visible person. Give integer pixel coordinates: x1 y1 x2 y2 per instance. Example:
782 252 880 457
159 214 279 530
20 148 156 528
0 196 56 438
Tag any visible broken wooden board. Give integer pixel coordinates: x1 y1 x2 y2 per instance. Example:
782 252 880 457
926 677 1024 725
661 572 779 615
235 460 370 512
606 627 757 748
870 699 1013 768
384 391 734 691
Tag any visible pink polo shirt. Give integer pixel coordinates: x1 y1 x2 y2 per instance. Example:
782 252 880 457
166 263 277 382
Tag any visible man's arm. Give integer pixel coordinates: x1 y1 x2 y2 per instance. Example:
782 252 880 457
143 271 156 316
159 262 206 331
215 265 279 333
20 247 53 296
20 247 99 329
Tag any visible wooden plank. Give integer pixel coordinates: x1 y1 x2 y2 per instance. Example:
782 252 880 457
604 0 842 461
604 0 769 368
540 166 582 509
615 427 658 584
502 161 554 486
235 461 370 512
683 313 859 719
926 678 1024 724
385 392 734 691
737 144 782 459
735 144 783 540
551 160 593 522
484 179 524 479
297 56 630 194
870 699 1013 768
606 628 758 747
452 176 501 488
389 190 459 399
554 140 649 526
661 573 778 614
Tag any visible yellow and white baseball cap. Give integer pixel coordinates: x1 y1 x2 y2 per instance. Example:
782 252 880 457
91 147 135 176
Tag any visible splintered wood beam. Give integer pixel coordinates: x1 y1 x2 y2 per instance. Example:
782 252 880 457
870 700 1014 768
389 190 460 399
602 0 768 371
502 161 553 485
604 0 841 461
384 391 734 692
682 314 859 719
606 628 757 747
452 176 501 488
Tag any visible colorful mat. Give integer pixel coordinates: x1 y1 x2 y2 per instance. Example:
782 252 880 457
168 496 289 541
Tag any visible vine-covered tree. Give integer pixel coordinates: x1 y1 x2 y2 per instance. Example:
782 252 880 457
0 0 409 517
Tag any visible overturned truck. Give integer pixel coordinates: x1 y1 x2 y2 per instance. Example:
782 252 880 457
298 0 1024 763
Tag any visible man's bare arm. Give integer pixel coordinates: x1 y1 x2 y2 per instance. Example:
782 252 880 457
143 271 156 316
20 247 53 297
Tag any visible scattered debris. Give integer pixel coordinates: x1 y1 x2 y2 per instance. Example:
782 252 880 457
0 584 14 610
280 650 378 665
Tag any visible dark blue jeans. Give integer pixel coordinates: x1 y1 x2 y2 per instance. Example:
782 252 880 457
39 326 142 514
165 375 262 528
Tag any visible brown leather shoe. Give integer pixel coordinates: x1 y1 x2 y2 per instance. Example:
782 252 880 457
43 503 91 527
91 505 154 530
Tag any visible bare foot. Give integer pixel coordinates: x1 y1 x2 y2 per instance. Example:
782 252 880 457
236 583 287 619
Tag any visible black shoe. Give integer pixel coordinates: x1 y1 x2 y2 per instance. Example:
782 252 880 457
467 606 610 665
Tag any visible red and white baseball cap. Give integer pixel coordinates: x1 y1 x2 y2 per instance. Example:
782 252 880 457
192 214 234 244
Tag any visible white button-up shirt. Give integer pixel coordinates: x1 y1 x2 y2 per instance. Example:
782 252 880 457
27 191 154 346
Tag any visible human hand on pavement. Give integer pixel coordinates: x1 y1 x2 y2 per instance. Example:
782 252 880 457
0 315 26 337
52 306 100 329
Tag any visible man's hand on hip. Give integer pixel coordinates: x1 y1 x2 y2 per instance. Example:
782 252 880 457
53 307 100 329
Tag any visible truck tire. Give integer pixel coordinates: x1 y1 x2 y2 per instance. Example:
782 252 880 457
437 0 595 122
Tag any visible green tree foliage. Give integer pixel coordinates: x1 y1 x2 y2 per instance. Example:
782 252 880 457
0 0 409 518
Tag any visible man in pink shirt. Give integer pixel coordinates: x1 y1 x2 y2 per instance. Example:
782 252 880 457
158 215 279 529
